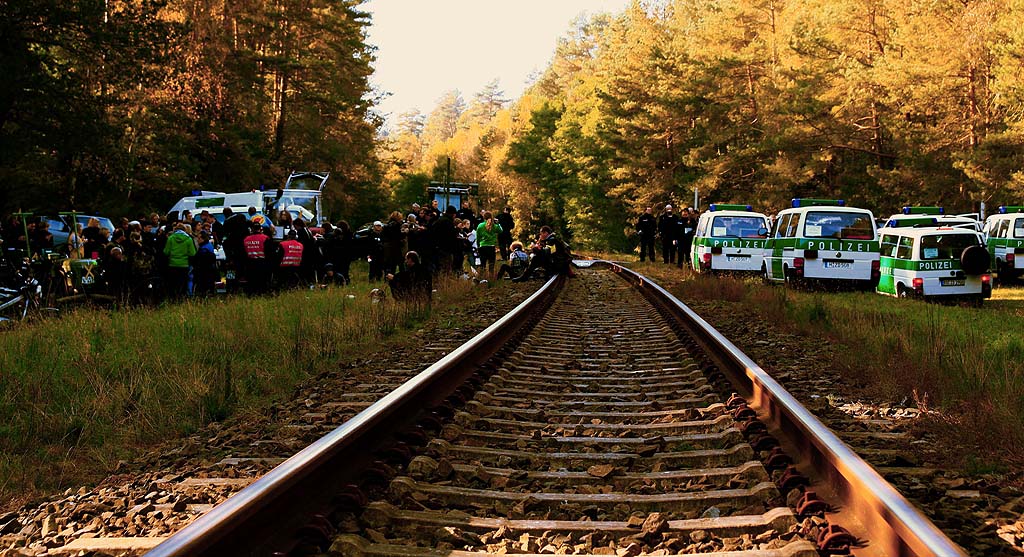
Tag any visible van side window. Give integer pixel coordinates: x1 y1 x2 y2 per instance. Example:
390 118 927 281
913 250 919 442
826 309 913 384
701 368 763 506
785 214 800 237
1014 218 1024 239
880 234 898 258
773 215 790 238
896 236 915 260
997 219 1010 238
696 216 708 237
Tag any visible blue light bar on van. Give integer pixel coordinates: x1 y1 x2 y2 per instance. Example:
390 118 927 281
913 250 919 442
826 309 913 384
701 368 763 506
191 190 201 196
886 217 937 228
709 203 753 212
902 206 944 215
999 205 1024 214
792 198 845 208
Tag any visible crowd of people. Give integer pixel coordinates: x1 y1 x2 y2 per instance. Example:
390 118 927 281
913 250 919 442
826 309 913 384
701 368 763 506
635 204 700 267
0 198 573 307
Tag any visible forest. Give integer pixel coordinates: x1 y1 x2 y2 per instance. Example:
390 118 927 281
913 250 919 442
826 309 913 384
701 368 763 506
384 0 1024 251
4 0 1024 250
1 0 385 225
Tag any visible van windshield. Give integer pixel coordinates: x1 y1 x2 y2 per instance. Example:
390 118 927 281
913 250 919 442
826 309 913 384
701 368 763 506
920 233 979 260
710 216 768 238
266 192 319 224
804 211 875 240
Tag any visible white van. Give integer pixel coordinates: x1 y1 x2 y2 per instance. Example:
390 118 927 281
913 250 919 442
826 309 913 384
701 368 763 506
169 171 328 226
982 205 1024 282
877 223 991 304
763 199 879 288
689 204 770 273
882 206 981 231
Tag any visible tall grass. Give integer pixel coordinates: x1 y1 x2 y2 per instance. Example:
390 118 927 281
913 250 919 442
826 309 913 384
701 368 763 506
657 269 1024 464
0 275 480 503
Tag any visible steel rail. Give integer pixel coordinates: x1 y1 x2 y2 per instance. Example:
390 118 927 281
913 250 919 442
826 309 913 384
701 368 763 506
599 261 966 557
146 274 564 557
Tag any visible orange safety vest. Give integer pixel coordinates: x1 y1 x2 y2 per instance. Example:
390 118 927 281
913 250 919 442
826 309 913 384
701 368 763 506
280 240 303 267
244 234 267 259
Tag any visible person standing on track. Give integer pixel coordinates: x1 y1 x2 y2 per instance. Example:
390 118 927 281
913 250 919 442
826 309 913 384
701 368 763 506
636 207 656 262
658 204 678 265
475 211 502 276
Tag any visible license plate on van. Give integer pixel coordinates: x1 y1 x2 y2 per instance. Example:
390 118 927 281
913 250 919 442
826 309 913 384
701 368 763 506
940 278 965 287
726 255 750 262
823 260 852 269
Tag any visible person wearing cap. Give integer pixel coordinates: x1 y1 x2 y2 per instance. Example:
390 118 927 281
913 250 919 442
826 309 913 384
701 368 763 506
658 204 678 264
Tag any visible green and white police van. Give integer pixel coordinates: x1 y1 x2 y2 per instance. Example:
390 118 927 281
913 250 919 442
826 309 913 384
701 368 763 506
882 206 982 231
763 199 879 288
982 206 1024 283
690 204 770 273
877 222 991 303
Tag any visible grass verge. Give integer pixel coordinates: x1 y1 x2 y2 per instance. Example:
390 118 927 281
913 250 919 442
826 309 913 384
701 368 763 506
626 259 1024 469
0 272 485 505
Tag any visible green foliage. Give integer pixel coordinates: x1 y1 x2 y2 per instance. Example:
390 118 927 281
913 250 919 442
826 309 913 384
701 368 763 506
1 0 381 222
390 172 432 212
392 0 1024 250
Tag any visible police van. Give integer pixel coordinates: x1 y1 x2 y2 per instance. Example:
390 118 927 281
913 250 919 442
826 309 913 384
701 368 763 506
877 221 991 303
882 206 981 231
689 204 770 273
169 171 328 227
982 205 1024 283
763 199 879 288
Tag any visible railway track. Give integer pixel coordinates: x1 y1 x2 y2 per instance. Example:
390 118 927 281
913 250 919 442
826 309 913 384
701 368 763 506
135 264 965 557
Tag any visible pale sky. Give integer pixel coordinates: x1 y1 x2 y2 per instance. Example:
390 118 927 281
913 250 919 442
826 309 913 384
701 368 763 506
362 0 632 130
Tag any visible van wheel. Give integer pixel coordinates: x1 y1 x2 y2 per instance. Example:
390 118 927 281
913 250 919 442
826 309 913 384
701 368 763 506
897 284 910 299
761 263 771 285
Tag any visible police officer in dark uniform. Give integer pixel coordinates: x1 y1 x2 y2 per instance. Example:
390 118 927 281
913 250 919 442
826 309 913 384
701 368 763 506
678 208 698 268
636 207 656 262
657 204 678 264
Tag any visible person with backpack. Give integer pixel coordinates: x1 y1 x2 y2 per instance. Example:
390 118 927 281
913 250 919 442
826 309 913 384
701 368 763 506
496 241 530 280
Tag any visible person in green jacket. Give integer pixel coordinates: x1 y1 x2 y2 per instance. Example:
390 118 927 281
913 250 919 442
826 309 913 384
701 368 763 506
163 223 197 299
475 211 502 275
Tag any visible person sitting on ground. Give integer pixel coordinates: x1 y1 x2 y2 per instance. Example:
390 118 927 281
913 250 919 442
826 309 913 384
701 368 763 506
387 250 432 302
496 241 530 280
511 225 571 282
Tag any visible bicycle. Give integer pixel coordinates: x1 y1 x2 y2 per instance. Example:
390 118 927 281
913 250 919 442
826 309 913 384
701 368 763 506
0 256 58 324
